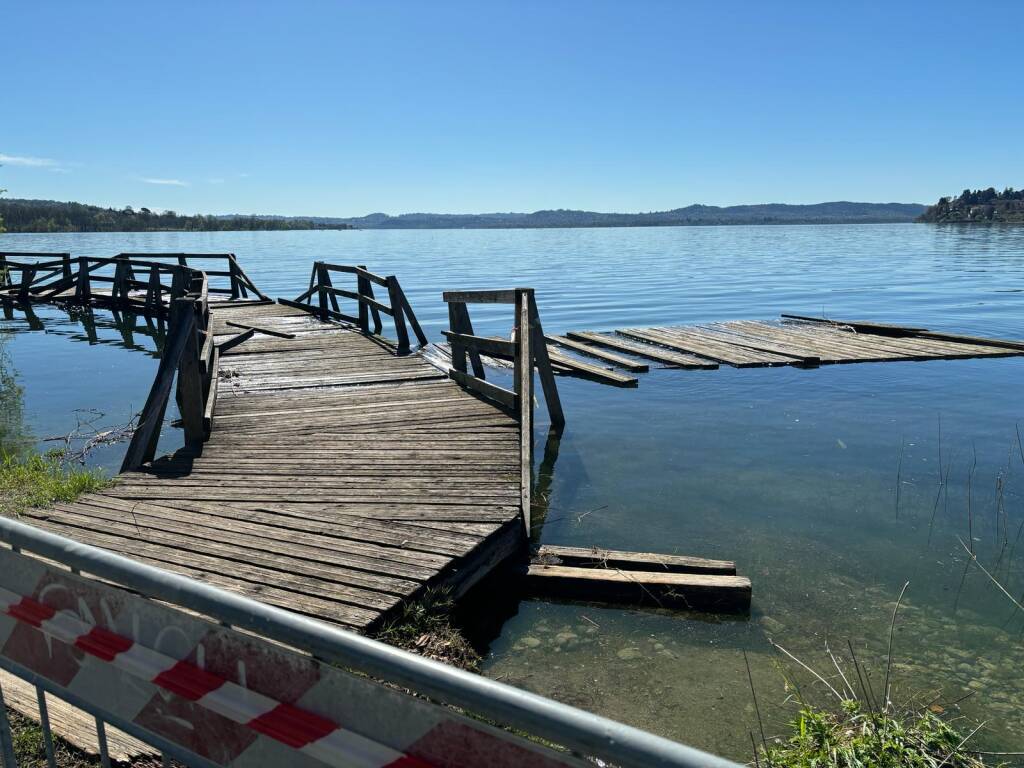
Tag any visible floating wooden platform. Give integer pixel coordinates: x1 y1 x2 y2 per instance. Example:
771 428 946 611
551 317 1024 381
19 299 526 632
525 545 751 613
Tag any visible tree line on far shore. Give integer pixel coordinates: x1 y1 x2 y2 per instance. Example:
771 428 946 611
918 187 1024 223
0 198 351 233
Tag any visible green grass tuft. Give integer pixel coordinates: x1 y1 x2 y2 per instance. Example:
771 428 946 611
0 450 109 518
761 700 991 768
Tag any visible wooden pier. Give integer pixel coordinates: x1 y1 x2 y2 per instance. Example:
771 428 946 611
537 317 1024 384
2 253 565 632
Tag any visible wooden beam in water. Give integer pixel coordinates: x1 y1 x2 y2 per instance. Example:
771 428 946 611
565 331 718 369
545 348 639 387
545 335 649 372
534 544 735 575
522 564 751 613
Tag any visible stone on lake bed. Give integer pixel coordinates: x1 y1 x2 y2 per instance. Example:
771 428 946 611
617 647 641 660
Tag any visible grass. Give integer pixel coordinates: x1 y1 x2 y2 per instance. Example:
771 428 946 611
760 700 992 768
372 588 481 671
0 450 109 518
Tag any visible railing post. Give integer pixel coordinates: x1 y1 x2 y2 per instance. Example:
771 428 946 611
76 257 92 302
528 293 565 429
176 307 205 447
61 254 72 282
514 288 534 537
0 254 8 289
387 275 411 354
448 301 469 374
356 265 371 334
316 262 329 321
228 257 240 300
17 264 35 301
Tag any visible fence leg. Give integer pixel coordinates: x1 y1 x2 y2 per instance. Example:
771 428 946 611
0 677 18 768
36 688 56 768
448 302 468 374
387 276 411 355
95 718 111 768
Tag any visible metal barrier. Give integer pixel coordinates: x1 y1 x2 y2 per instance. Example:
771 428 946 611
0 516 740 768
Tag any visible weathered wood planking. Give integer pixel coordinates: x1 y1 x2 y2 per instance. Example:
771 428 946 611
564 318 1024 373
22 300 527 632
522 564 752 613
534 545 736 575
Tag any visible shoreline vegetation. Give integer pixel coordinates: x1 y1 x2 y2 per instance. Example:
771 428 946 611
917 188 1024 224
0 197 925 233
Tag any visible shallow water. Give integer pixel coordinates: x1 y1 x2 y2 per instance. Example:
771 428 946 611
2 224 1024 759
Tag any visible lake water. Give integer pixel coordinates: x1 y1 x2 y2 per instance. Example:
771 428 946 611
2 224 1024 760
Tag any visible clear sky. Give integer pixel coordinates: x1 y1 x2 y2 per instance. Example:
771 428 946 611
2 1 1022 216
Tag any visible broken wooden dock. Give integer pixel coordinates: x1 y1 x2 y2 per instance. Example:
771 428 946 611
537 316 1024 385
3 254 561 633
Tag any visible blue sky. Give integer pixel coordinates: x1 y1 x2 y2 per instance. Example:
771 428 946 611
2 1 1022 216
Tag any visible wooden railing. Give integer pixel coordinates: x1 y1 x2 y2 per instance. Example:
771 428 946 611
0 252 269 310
120 271 219 471
282 262 428 355
442 288 564 534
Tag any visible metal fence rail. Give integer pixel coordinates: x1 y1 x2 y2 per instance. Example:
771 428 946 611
0 516 741 768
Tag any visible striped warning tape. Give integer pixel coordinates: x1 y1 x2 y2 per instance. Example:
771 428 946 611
0 585 431 768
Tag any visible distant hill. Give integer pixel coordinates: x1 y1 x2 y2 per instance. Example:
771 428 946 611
917 187 1024 223
0 198 351 233
278 201 926 229
0 197 927 233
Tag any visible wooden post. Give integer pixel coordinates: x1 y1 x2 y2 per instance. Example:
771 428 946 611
228 257 240 300
121 299 192 471
387 276 411 354
528 294 565 429
362 279 384 334
450 302 485 379
177 303 206 446
320 265 341 315
0 254 8 289
356 265 371 334
514 288 535 538
76 258 91 302
316 263 329 321
61 254 72 282
448 302 468 374
392 278 428 348
17 265 36 301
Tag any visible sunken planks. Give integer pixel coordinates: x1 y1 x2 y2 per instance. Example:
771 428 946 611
564 318 1024 372
21 300 525 632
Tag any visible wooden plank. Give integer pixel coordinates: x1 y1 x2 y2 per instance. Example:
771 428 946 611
522 565 751 613
546 335 649 372
449 369 518 409
618 327 793 367
545 348 639 387
442 289 516 304
217 327 255 352
534 545 736 575
225 320 297 339
566 331 718 368
442 330 516 357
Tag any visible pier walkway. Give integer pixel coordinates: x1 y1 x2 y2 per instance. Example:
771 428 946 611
3 254 554 632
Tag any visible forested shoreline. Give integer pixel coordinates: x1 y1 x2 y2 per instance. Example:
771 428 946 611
0 198 351 233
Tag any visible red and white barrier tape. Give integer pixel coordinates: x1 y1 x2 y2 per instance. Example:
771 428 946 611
0 585 431 768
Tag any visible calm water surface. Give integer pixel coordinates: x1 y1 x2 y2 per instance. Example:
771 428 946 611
2 224 1024 759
